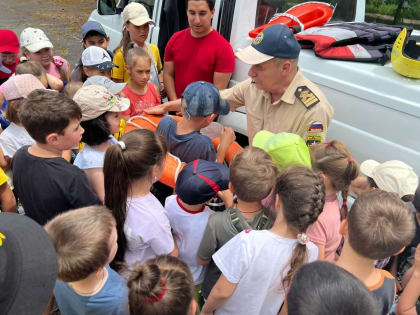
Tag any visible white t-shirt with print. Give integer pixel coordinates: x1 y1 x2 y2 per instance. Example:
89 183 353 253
0 123 34 158
212 230 318 315
165 195 214 284
124 193 174 264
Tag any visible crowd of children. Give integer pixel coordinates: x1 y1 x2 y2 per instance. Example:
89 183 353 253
0 1 419 315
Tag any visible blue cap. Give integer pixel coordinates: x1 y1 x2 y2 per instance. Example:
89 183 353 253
81 21 107 40
181 81 230 120
176 159 230 205
236 24 300 65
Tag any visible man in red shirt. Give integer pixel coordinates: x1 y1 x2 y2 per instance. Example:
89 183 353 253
163 0 235 101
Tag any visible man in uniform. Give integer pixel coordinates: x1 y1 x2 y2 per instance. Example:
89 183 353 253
220 24 333 144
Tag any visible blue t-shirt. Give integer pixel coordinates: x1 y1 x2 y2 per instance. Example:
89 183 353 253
54 266 129 315
157 116 216 163
74 137 118 170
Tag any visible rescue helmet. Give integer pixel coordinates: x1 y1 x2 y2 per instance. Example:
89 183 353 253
391 28 420 79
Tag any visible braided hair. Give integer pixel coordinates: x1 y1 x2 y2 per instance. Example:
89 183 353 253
274 166 325 288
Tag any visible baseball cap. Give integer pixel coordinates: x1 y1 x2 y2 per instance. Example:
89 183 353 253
2 74 46 101
81 21 107 39
20 27 53 53
181 81 230 120
360 159 419 198
81 46 117 71
0 29 20 54
123 2 155 26
253 131 312 170
236 24 300 65
73 85 130 121
0 213 57 315
176 159 230 205
83 75 126 94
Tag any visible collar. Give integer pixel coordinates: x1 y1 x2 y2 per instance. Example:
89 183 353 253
176 196 205 214
280 69 303 105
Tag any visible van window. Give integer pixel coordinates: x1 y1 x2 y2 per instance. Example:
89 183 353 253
99 0 154 17
366 0 420 29
255 0 357 28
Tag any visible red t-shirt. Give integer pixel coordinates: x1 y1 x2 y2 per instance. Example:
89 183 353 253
0 56 20 82
164 29 235 98
122 82 161 117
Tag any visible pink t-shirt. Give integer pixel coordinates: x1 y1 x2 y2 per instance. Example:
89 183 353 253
307 194 341 261
122 82 161 117
46 56 70 80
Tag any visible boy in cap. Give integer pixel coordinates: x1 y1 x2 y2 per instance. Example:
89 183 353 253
71 21 112 82
81 46 117 80
157 81 235 163
0 30 20 84
197 147 278 299
165 159 230 304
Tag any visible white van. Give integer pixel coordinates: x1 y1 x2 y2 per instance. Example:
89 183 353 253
89 0 420 175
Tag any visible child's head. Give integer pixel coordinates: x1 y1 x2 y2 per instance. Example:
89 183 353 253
15 60 48 87
122 3 154 45
73 85 130 145
20 28 54 70
346 189 415 260
0 29 20 66
2 74 45 125
125 47 152 86
20 89 82 148
127 255 196 315
176 159 230 205
63 81 83 99
104 129 167 265
274 165 325 287
44 206 117 282
360 159 418 202
81 21 110 50
288 261 380 315
310 140 359 218
253 131 311 171
229 147 278 202
82 46 116 78
181 81 230 127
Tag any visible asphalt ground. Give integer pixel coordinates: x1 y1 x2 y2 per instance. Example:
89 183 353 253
1 0 96 68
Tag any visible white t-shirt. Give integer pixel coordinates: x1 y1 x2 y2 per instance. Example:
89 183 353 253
213 230 318 315
124 193 174 264
0 123 34 158
165 195 214 284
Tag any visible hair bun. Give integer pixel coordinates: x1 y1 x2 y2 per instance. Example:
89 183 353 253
127 263 161 297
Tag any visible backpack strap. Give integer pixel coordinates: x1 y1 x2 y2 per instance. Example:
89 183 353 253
229 207 271 233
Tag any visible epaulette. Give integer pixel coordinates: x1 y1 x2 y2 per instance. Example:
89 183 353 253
295 86 320 109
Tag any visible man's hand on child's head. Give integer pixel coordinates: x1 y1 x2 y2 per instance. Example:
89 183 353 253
220 127 236 145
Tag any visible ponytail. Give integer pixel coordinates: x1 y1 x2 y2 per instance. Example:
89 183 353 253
114 28 134 61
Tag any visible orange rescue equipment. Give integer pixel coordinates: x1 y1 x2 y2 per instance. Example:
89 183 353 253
125 114 243 188
249 2 334 38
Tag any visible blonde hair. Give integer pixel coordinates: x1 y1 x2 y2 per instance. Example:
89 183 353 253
63 82 83 99
125 47 151 68
44 205 116 282
230 147 278 202
16 60 45 78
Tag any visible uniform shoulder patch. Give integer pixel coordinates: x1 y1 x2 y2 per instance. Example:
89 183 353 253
295 86 320 109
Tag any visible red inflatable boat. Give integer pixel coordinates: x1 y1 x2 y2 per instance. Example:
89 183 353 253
249 1 335 38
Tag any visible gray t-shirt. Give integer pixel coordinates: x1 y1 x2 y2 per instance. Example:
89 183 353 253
197 207 274 298
156 115 216 163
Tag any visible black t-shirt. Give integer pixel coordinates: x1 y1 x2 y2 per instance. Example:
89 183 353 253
12 146 100 225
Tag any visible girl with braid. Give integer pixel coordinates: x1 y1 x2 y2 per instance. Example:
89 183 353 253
307 140 359 261
201 166 325 315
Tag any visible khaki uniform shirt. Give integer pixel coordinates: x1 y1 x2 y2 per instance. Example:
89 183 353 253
220 70 334 144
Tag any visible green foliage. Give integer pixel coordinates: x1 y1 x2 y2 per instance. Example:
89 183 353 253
366 0 420 20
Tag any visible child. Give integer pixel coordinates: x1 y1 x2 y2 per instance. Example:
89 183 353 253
12 89 99 225
15 60 63 91
121 47 161 117
44 205 129 315
73 85 130 203
127 255 197 315
81 46 117 80
197 147 278 299
20 27 70 84
201 166 324 315
71 21 112 82
286 261 380 315
306 140 359 261
335 190 416 315
157 81 235 163
83 75 126 95
112 2 162 89
0 30 20 84
103 129 177 269
165 159 229 302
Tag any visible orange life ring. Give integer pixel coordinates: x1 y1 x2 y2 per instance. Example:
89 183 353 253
125 114 243 188
249 1 334 38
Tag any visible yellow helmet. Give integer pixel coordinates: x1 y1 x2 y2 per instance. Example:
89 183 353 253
391 28 420 79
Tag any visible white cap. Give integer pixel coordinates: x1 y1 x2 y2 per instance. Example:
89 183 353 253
123 2 155 26
360 159 419 198
81 46 117 71
20 28 53 53
83 75 126 94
